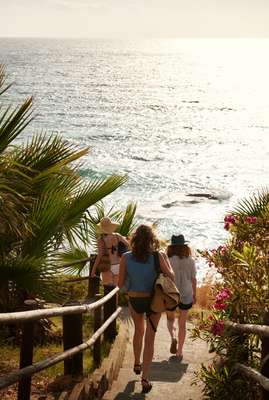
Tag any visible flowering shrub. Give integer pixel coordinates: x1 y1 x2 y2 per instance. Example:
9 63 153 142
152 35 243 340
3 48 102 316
193 189 269 399
196 362 260 400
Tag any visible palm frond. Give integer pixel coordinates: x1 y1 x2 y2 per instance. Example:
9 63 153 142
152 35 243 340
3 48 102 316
232 187 269 217
117 202 137 236
61 175 127 247
0 97 33 153
64 174 127 224
54 246 90 276
22 187 67 257
0 65 12 95
0 256 62 302
16 133 89 172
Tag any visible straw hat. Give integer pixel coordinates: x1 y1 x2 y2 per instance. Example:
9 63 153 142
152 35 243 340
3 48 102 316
98 217 119 234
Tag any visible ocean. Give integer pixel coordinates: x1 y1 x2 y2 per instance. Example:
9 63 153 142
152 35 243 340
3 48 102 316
1 38 269 280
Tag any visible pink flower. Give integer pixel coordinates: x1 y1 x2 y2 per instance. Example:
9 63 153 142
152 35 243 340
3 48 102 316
223 288 231 296
245 216 257 224
213 289 231 311
216 288 231 301
224 222 230 231
211 320 225 336
214 302 227 311
224 215 237 224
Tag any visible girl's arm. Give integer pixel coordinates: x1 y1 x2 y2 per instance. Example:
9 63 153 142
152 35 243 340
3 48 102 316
159 252 175 281
90 239 104 277
118 254 127 288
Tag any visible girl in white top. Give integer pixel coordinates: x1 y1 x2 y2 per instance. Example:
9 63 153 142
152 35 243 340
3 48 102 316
166 234 197 360
91 217 129 285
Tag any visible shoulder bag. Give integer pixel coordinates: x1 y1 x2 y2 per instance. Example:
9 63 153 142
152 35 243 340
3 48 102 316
150 252 180 314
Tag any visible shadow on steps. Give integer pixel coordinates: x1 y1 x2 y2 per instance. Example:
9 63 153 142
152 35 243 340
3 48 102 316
149 357 188 382
110 379 145 399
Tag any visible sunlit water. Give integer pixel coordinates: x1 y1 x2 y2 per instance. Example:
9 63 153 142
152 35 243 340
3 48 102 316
1 38 269 280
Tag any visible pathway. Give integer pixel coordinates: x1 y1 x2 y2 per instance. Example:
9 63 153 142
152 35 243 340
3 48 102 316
103 314 212 400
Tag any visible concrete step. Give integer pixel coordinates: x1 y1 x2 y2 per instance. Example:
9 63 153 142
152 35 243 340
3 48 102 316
103 317 211 400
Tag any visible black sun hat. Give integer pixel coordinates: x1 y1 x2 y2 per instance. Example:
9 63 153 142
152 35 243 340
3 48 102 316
170 234 189 246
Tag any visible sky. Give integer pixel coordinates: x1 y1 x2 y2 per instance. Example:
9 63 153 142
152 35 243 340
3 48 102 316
0 0 269 38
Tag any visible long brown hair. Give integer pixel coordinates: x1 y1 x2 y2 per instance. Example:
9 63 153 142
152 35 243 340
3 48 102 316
167 244 191 259
130 225 160 262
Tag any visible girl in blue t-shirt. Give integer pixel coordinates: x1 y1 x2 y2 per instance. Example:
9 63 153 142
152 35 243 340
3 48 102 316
118 224 174 393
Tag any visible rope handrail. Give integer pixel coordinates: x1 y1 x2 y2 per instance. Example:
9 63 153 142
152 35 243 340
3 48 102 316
0 307 122 390
225 320 269 338
0 286 119 324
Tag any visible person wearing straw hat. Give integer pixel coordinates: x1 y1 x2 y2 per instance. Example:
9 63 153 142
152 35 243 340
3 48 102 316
91 217 129 285
165 234 197 361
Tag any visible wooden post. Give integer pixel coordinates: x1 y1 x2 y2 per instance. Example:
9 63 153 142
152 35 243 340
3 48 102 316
93 294 102 368
103 284 117 343
17 300 38 400
261 312 269 400
63 301 83 376
88 277 100 299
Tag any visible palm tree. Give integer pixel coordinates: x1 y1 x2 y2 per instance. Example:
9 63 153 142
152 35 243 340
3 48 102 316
0 65 134 312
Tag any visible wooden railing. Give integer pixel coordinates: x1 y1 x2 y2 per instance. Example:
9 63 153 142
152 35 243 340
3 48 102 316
225 313 269 399
0 279 120 400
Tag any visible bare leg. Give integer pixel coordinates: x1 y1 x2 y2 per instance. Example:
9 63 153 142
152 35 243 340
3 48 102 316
177 310 188 357
101 270 113 285
166 311 176 340
129 303 145 365
142 312 161 380
166 310 177 353
112 273 119 286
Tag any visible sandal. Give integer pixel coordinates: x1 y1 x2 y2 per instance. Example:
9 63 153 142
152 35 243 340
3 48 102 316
170 338 177 354
133 364 142 375
141 378 152 393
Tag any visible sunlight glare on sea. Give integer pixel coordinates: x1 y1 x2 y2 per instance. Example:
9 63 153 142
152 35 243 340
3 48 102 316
1 38 269 280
